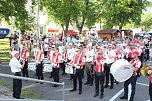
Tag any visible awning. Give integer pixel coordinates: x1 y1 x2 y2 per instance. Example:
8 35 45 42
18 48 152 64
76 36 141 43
67 30 77 35
48 29 59 33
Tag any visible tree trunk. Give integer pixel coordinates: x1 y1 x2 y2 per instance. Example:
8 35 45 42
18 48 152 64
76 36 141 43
64 20 70 37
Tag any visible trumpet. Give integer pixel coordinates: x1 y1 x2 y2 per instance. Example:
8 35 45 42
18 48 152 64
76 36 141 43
141 66 152 77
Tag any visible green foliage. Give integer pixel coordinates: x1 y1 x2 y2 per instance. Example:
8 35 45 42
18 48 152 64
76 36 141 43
102 0 149 29
0 0 35 31
141 12 152 31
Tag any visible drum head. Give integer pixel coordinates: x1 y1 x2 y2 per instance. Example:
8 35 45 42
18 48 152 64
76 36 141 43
114 65 133 82
110 59 134 82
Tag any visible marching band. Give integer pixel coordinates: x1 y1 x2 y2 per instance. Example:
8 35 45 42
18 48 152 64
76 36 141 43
9 37 152 100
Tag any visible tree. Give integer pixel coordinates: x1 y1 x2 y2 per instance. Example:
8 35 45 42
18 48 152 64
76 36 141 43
73 0 98 34
101 0 149 29
0 0 35 31
41 0 77 37
141 12 152 31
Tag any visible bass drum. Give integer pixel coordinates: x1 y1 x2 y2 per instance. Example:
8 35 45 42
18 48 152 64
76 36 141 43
110 59 134 82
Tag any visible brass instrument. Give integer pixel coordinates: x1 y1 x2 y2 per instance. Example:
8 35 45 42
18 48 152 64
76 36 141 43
141 66 152 77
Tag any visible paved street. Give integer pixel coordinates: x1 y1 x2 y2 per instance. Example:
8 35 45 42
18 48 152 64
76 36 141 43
0 62 151 101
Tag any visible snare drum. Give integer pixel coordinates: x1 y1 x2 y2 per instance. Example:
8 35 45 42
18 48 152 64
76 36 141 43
43 64 53 72
28 62 36 71
65 64 75 74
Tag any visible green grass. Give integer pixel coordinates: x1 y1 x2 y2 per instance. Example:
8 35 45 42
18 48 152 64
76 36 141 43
0 38 10 62
0 80 44 99
0 81 12 90
21 90 44 99
0 38 10 48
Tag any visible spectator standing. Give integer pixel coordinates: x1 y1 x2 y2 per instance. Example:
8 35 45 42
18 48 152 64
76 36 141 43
9 51 25 99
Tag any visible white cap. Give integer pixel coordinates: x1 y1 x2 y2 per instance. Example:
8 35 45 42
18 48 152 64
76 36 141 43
69 43 73 46
11 51 19 57
51 45 55 48
87 43 92 47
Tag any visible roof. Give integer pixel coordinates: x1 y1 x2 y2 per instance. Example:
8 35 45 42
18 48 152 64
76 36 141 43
97 29 120 34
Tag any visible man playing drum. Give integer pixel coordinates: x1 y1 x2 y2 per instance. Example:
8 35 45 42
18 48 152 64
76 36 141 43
120 51 141 101
69 47 86 95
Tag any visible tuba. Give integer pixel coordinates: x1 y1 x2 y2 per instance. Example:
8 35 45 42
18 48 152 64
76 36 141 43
141 66 152 77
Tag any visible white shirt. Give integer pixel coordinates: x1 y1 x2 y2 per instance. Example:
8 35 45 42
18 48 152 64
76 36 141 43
44 44 49 51
9 57 22 73
33 48 37 57
67 48 75 60
85 49 95 62
58 46 64 54
106 50 116 64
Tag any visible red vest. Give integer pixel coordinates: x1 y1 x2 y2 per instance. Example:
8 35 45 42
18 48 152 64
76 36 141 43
35 51 44 63
21 49 29 61
130 57 141 76
62 52 67 61
73 54 85 65
95 58 106 72
51 52 61 68
114 51 123 62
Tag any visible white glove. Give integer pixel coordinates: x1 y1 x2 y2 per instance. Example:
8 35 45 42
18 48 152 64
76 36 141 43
147 70 152 75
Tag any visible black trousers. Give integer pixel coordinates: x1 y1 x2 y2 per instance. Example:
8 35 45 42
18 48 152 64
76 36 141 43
22 61 28 77
72 69 83 91
105 63 114 87
44 51 48 57
13 72 22 99
36 62 44 80
53 68 60 82
123 76 137 100
95 72 104 95
85 63 94 84
149 82 152 101
60 62 66 74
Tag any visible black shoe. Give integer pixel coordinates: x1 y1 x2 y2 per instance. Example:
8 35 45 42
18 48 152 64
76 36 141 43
78 91 82 95
100 94 103 98
40 82 43 84
85 82 90 85
109 86 113 89
89 83 93 86
129 99 133 101
104 85 109 88
116 82 119 85
52 84 59 87
35 82 39 83
70 89 77 92
120 96 128 99
93 93 99 97
13 96 24 99
49 76 53 78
